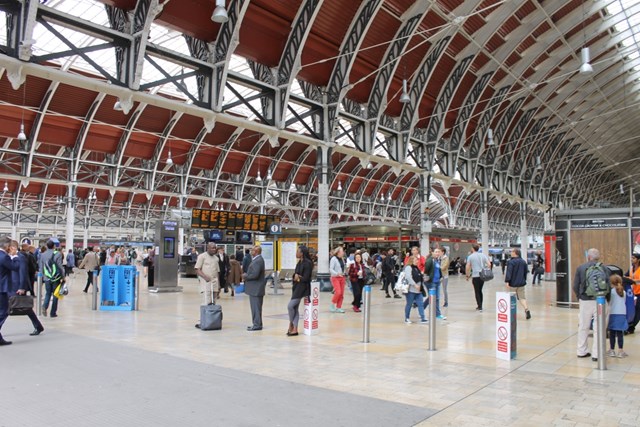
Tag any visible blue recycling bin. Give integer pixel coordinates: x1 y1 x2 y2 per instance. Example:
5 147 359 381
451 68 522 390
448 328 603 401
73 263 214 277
100 265 136 311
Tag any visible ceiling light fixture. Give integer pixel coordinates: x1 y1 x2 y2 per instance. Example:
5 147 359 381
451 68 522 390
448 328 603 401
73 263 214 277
163 198 167 207
17 80 27 141
536 155 542 170
256 170 262 183
487 128 494 146
3 182 8 192
166 149 173 165
399 79 411 104
211 0 228 23
337 180 342 191
266 168 272 180
113 100 122 111
620 184 624 195
580 47 593 74
17 123 27 141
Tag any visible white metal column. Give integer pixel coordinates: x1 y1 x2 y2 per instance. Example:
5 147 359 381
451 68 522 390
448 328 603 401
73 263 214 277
66 184 75 250
520 202 528 252
317 144 330 280
481 190 489 251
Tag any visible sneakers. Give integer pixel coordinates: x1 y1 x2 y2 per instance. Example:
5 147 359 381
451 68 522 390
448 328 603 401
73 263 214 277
617 350 629 358
525 310 531 320
330 304 337 313
385 295 391 298
607 349 616 357
393 294 402 299
353 306 361 313
436 314 447 320
42 308 47 317
335 308 345 313
420 319 429 324
404 318 412 324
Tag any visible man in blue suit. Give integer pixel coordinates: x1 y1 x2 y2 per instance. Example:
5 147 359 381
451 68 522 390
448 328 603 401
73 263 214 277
0 236 20 346
10 239 44 336
243 245 266 331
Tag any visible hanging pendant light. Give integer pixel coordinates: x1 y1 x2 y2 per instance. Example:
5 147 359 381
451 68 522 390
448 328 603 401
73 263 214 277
166 150 173 165
3 182 8 192
256 170 262 182
399 79 411 104
211 0 228 23
580 47 593 74
17 123 27 141
486 128 494 146
266 168 272 180
162 198 167 207
337 180 342 191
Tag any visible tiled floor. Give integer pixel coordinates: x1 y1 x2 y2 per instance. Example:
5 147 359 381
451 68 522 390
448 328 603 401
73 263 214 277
4 267 640 426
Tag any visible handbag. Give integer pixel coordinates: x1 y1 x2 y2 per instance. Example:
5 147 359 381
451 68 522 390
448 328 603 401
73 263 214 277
8 295 34 316
479 267 494 281
395 271 409 294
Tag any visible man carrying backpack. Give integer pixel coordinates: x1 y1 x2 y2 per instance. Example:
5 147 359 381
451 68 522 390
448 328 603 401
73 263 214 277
38 240 65 318
573 248 610 361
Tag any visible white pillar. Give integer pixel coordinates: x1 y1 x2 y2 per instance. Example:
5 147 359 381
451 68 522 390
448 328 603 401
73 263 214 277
520 202 528 252
317 145 330 279
481 191 489 251
83 227 89 249
11 224 17 240
420 173 431 257
66 184 75 251
178 227 185 256
543 209 552 231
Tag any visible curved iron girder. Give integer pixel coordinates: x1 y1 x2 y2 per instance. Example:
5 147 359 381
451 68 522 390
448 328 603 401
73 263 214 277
238 137 268 202
209 131 244 199
73 93 106 177
210 0 250 111
262 141 295 204
365 168 394 208
533 130 565 188
542 138 572 189
105 4 129 83
283 146 313 206
182 124 218 194
512 118 549 196
396 37 451 163
325 0 384 133
274 0 324 129
498 108 536 172
25 81 59 178
468 85 511 159
114 103 146 186
130 0 162 90
149 111 184 191
521 124 558 183
483 96 525 167
364 3 427 154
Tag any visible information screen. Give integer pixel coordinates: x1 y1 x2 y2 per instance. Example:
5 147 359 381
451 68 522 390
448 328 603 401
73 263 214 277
191 209 277 233
192 209 201 228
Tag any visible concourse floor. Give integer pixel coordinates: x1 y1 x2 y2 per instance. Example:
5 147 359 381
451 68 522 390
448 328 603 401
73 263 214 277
2 267 640 426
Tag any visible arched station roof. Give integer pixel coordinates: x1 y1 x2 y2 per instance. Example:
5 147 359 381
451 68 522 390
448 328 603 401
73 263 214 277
0 0 636 237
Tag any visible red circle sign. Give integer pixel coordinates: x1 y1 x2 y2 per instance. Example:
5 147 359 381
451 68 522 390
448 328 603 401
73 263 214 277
498 299 508 313
497 326 508 341
312 309 318 320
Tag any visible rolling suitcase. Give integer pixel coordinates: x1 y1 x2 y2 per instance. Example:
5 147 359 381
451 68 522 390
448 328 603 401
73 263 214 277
199 281 222 331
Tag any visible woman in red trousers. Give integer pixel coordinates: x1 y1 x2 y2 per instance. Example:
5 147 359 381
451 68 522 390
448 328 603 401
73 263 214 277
329 247 346 313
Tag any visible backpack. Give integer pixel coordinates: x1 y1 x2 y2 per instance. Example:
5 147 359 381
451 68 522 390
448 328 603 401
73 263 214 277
364 267 376 285
584 262 609 297
43 252 62 283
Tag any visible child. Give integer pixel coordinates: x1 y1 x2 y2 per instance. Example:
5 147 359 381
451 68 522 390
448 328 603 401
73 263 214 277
608 274 629 358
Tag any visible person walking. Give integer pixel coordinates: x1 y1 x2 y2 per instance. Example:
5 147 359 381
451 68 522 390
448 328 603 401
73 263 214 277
217 247 231 294
38 240 65 318
573 248 609 361
403 255 428 324
348 252 366 313
329 247 346 313
440 247 450 308
287 246 312 336
382 248 400 298
243 246 266 331
0 236 20 345
466 244 492 312
424 248 446 319
20 243 37 296
626 252 640 334
532 250 544 285
10 240 44 336
608 274 629 358
79 246 100 293
504 248 531 320
65 249 75 277
227 254 242 297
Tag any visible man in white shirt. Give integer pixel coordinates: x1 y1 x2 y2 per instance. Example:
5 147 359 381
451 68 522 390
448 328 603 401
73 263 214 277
195 242 220 304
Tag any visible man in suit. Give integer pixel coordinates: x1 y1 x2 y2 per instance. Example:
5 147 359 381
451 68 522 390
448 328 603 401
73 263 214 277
0 236 20 346
243 245 266 331
11 240 44 336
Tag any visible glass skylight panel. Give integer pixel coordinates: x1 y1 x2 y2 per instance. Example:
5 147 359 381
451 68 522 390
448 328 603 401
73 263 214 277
0 11 7 47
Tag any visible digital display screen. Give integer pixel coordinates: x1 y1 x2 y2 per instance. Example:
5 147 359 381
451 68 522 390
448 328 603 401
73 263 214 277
236 231 252 243
192 210 278 234
163 237 175 258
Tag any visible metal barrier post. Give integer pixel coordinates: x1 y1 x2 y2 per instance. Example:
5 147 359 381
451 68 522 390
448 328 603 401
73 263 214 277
428 288 437 351
596 295 607 370
135 270 140 311
36 273 43 316
362 285 371 343
91 269 98 311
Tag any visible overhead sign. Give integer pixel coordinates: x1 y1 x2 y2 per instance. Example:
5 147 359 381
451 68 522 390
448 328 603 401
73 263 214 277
191 209 278 234
571 219 628 229
269 223 282 235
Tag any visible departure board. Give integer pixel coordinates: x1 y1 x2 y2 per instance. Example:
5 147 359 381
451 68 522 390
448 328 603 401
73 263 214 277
191 209 277 233
192 209 202 228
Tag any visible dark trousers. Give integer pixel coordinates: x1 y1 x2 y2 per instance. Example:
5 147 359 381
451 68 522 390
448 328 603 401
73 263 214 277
84 270 95 292
610 330 624 349
0 292 8 339
472 277 485 310
147 266 154 287
249 295 263 328
532 271 543 285
629 297 640 332
382 272 396 296
351 280 364 308
43 281 59 316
